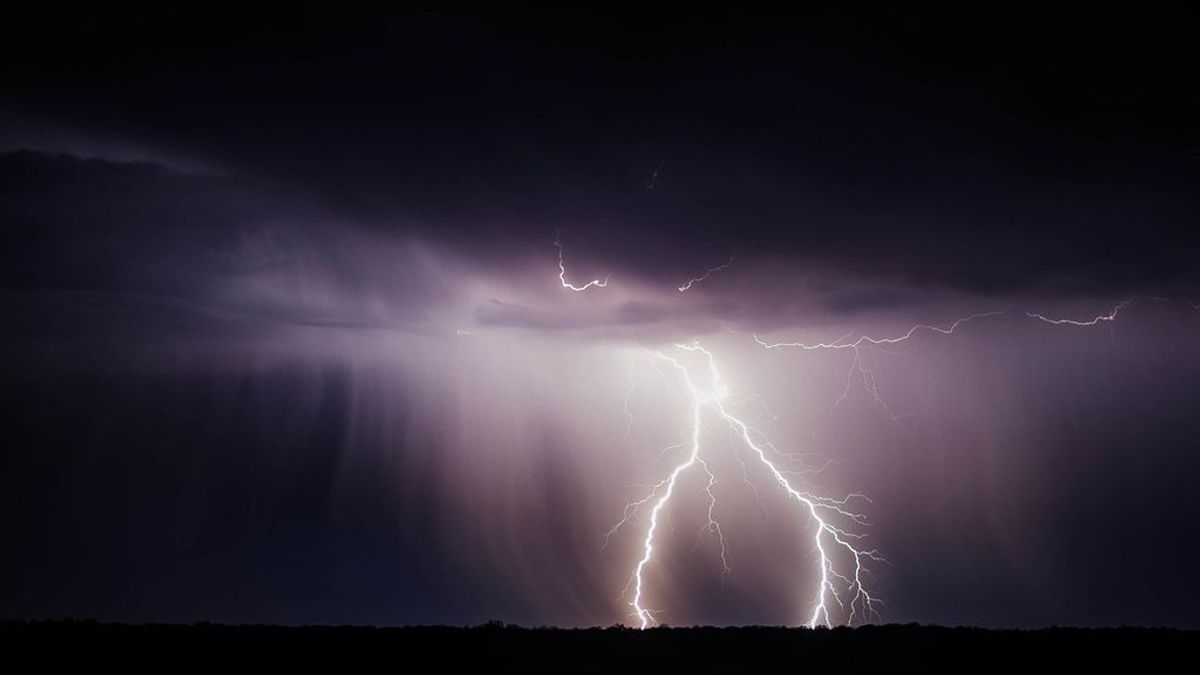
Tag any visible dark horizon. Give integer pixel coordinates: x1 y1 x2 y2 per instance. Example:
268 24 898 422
3 621 1196 673
2 7 1199 630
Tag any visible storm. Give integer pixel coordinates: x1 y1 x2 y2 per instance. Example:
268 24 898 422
2 7 1198 629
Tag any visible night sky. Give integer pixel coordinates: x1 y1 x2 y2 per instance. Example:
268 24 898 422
2 7 1199 628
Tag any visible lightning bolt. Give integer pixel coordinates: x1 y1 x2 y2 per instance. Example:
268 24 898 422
752 310 1009 352
617 343 881 629
555 230 610 291
554 219 1194 630
1025 299 1131 326
607 296 1195 626
678 256 735 292
753 310 1008 419
749 300 1176 418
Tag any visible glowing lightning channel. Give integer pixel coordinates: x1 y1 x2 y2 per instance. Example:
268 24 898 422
753 310 1008 418
620 343 880 629
555 230 610 291
1025 299 1131 326
616 295 1187 627
752 310 1008 352
678 256 735 292
627 389 706 629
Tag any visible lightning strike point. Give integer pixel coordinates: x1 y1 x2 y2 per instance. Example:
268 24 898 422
619 343 880 629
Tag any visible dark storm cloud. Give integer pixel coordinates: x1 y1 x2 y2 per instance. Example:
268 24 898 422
614 301 675 326
474 298 688 335
2 9 1197 304
822 289 922 315
0 151 260 294
475 299 582 331
0 150 462 353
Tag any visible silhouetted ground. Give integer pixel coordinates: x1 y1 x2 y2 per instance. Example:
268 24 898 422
2 620 1194 671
